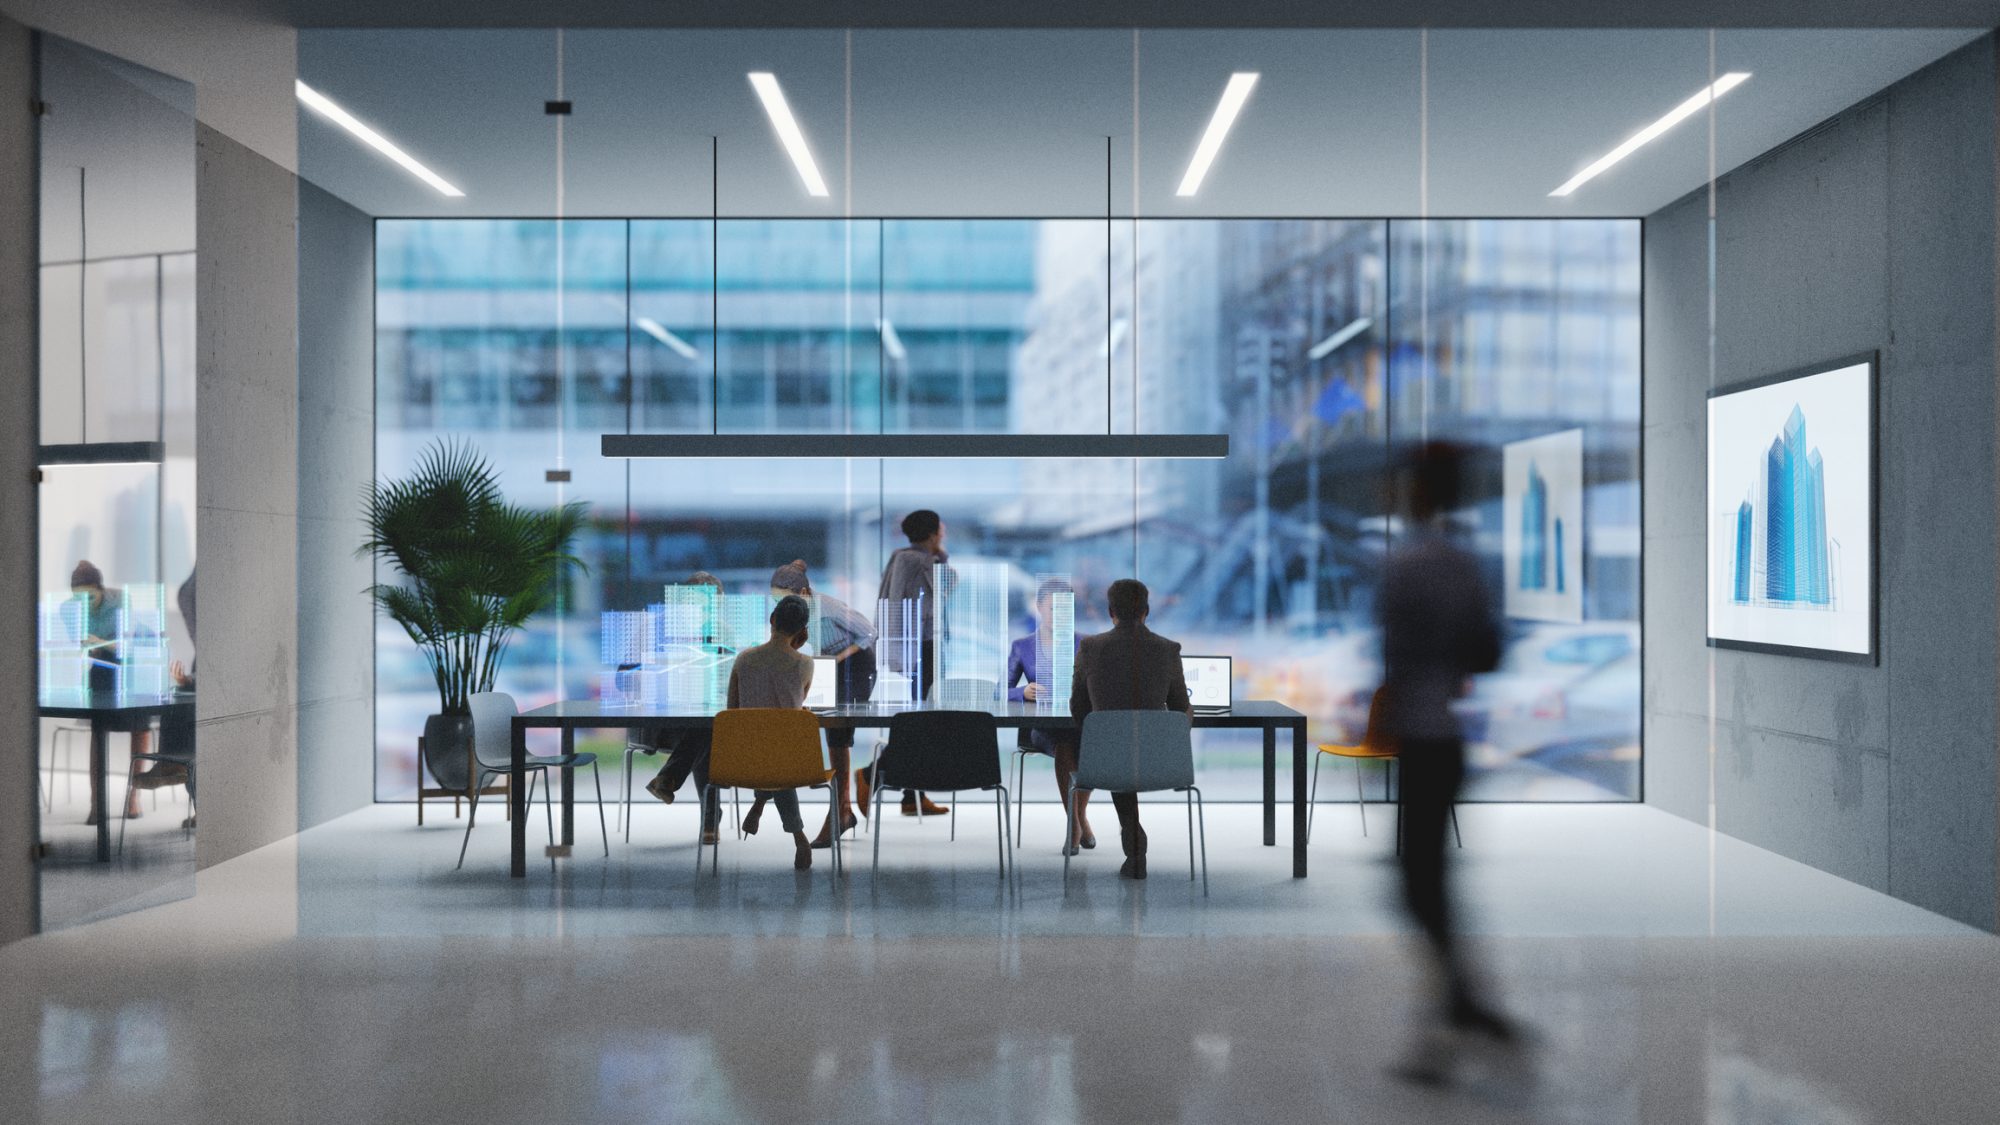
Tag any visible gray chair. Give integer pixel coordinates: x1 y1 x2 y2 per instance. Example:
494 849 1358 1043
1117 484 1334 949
868 710 1013 881
1068 710 1206 894
456 691 609 870
619 729 739 842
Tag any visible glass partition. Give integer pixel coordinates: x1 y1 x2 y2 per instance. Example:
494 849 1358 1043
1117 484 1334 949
374 215 1640 801
35 37 198 928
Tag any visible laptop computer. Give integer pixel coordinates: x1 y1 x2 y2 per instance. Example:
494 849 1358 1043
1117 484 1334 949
1181 655 1234 714
804 655 839 711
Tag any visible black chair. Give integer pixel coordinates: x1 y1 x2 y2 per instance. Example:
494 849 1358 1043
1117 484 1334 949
869 710 1013 880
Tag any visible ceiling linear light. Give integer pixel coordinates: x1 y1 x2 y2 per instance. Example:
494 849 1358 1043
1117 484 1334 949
1550 72 1752 198
1176 72 1260 197
1307 317 1373 361
634 317 700 361
602 434 1228 460
748 72 830 197
295 80 464 198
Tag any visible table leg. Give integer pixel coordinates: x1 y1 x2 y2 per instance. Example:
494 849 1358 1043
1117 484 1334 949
561 728 575 846
92 725 110 862
1292 723 1308 878
1262 726 1276 847
510 720 527 878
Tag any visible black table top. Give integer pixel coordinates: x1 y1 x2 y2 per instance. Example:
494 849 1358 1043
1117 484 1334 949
38 691 193 719
514 698 1305 729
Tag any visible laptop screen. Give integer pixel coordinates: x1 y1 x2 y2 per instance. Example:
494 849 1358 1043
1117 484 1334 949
805 656 838 709
1181 655 1233 710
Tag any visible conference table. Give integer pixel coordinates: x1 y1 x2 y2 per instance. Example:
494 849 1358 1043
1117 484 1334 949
508 699 1311 880
39 691 196 862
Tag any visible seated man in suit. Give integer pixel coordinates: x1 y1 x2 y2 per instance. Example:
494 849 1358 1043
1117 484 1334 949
1066 578 1191 880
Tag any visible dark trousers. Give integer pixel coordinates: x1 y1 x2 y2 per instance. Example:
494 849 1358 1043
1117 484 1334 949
1110 792 1146 857
655 731 720 831
827 648 876 751
918 638 934 701
1397 736 1484 1020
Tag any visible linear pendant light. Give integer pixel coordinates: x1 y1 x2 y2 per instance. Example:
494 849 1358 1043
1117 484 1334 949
1550 72 1751 197
749 72 830 197
603 434 1227 460
295 80 464 197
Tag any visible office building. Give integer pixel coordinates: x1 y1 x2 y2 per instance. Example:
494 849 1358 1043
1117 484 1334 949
2 3 1999 1123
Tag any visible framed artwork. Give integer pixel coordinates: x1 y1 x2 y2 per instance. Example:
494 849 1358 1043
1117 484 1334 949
1705 354 1876 662
1503 428 1585 623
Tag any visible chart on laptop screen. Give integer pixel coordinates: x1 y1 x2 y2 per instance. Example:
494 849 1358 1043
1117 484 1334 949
1181 655 1233 711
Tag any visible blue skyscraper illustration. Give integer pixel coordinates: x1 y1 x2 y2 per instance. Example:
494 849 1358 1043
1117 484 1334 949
1733 404 1833 607
1521 461 1549 590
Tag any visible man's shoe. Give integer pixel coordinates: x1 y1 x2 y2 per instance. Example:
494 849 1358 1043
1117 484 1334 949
644 774 676 805
700 829 719 846
902 794 949 817
1119 855 1147 880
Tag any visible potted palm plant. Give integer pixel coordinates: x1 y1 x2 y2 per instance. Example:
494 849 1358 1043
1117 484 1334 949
363 439 587 795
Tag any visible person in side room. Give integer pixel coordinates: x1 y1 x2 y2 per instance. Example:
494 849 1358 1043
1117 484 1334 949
1375 440 1523 1085
1068 578 1190 880
136 566 199 828
767 560 874 848
1008 577 1093 853
859 509 950 819
639 571 726 843
69 560 148 824
723 595 818 870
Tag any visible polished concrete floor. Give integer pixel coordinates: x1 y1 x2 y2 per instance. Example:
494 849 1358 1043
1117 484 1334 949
3 799 1996 1124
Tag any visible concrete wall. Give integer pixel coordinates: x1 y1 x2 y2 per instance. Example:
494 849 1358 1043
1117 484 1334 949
0 12 42 944
1643 37 2000 930
296 180 374 831
195 122 301 868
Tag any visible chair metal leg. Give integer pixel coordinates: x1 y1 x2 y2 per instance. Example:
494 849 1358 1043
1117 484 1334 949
621 746 636 842
993 786 1007 880
1449 803 1462 849
732 788 743 838
1308 752 1322 843
871 775 887 875
1186 789 1196 881
1191 786 1208 896
116 755 138 856
456 769 490 870
593 760 610 857
1356 758 1369 838
950 795 957 842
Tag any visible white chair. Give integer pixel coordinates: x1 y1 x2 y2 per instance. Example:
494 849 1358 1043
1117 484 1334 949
456 692 609 870
43 721 90 810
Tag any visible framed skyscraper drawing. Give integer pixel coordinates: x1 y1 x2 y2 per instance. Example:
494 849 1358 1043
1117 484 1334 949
1706 355 1876 662
1503 429 1586 622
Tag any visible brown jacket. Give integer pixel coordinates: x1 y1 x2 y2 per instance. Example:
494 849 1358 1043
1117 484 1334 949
1070 620 1192 722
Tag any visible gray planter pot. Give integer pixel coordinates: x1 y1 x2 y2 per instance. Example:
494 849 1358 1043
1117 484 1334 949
422 712 477 792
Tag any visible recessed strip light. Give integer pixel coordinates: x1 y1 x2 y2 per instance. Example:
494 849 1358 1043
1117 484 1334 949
634 317 700 360
1177 72 1260 197
1550 72 1751 198
748 72 830 197
602 433 1229 460
295 80 464 198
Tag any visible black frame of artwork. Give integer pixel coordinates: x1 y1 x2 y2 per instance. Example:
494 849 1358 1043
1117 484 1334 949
1704 350 1879 665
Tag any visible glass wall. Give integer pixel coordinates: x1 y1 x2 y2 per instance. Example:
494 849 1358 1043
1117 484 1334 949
36 38 199 928
375 216 1639 801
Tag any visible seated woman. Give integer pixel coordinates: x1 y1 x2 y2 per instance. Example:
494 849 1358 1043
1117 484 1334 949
1007 578 1092 854
724 595 818 870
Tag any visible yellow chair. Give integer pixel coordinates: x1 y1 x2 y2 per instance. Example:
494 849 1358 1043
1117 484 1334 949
1312 691 1460 848
701 709 841 883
